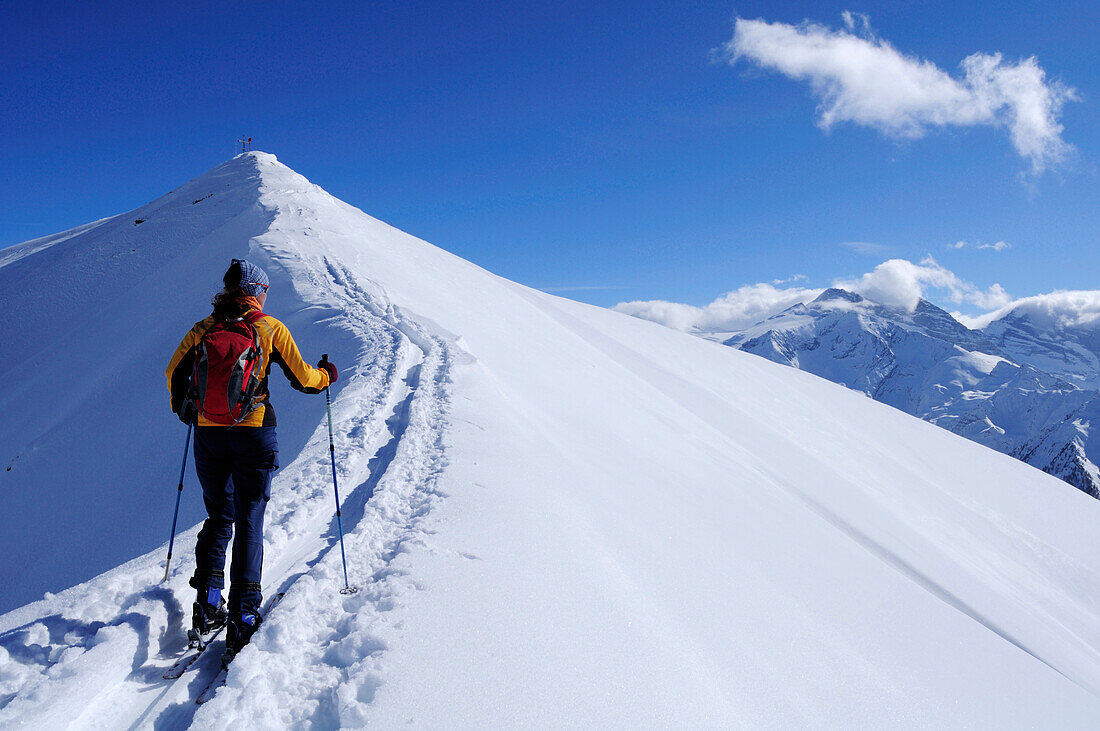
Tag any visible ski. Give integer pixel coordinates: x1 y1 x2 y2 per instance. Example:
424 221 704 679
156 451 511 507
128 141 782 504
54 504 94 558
195 592 285 705
196 667 227 705
162 623 226 680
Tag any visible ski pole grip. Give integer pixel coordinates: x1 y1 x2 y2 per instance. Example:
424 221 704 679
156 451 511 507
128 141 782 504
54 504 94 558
321 353 329 364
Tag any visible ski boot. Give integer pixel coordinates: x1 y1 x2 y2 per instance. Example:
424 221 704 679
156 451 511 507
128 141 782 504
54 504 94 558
221 609 262 668
187 586 228 649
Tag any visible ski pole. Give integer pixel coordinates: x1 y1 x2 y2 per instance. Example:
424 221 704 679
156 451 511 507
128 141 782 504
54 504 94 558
163 421 193 582
322 354 357 595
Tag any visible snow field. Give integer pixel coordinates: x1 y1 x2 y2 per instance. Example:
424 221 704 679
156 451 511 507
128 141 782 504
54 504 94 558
195 248 455 727
3 152 1100 727
0 155 282 611
0 157 455 728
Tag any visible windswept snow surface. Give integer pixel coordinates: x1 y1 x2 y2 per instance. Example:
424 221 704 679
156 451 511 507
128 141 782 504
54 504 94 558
3 153 1100 727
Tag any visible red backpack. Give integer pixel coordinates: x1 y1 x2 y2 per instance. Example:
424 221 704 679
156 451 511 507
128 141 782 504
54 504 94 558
192 311 266 425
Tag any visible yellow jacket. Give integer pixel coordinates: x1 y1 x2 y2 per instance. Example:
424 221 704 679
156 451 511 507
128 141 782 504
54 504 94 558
167 308 330 427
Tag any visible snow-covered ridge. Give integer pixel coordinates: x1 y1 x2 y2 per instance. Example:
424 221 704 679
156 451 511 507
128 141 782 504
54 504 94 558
3 153 1100 726
720 288 1100 497
984 305 1100 388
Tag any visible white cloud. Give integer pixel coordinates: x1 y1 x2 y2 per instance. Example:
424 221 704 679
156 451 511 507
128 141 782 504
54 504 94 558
722 15 1077 172
949 240 1011 252
841 241 890 255
613 282 822 332
956 291 1100 330
772 274 808 285
841 11 872 36
616 258 1013 332
835 256 1012 311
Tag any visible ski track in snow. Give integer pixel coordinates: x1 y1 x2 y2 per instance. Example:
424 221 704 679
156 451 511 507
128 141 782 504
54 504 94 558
0 243 453 728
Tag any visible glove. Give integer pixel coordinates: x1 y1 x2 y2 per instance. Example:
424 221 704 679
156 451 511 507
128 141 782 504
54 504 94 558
178 400 198 425
317 357 338 384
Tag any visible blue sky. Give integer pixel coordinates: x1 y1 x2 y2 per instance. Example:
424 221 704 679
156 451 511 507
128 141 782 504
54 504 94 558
2 1 1096 326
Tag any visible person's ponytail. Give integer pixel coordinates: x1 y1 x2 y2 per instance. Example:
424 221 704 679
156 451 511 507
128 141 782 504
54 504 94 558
211 260 251 320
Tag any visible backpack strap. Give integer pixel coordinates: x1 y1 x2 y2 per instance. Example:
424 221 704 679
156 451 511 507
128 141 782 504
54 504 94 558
229 310 267 426
243 311 265 373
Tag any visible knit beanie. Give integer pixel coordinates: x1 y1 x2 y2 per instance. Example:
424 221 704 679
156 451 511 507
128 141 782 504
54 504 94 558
233 259 270 296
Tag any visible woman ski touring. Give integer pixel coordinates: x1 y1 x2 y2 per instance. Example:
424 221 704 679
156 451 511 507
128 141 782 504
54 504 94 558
166 258 337 665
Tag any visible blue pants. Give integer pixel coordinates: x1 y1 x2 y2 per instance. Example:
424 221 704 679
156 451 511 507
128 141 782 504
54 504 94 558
192 425 279 617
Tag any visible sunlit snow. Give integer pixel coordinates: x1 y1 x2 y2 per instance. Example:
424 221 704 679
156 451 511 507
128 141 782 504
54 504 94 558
2 154 1100 727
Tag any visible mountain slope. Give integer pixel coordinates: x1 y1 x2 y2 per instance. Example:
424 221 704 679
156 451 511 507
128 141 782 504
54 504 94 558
2 154 1100 727
0 159 288 611
985 307 1100 389
722 288 1100 496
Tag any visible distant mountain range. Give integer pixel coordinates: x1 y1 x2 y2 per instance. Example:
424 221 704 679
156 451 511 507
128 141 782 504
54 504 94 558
719 289 1100 497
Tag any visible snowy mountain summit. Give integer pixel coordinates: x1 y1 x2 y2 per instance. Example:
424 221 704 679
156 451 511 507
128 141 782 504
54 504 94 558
984 305 1100 389
723 288 1100 498
3 153 1100 727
